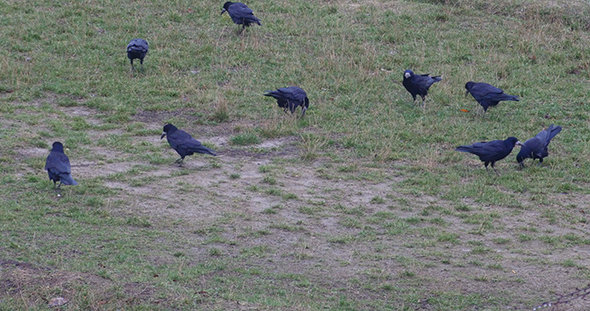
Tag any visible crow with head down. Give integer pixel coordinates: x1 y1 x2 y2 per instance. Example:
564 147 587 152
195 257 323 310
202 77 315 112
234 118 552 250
517 124 562 168
456 137 523 175
264 86 310 117
127 38 149 69
221 2 261 34
161 124 217 166
465 81 519 115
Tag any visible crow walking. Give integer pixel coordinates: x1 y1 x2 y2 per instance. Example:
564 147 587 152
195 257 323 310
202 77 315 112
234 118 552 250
465 81 519 115
221 2 261 34
161 124 217 166
264 86 310 117
517 124 562 167
456 137 523 174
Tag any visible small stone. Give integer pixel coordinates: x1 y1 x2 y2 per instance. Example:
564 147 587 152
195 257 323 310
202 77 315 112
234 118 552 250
48 297 68 307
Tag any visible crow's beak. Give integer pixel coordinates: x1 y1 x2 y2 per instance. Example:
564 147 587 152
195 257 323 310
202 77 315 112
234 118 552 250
161 132 166 139
464 90 469 97
220 9 227 15
516 141 524 147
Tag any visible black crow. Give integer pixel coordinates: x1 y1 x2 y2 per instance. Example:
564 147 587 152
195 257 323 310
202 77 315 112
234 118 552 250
161 124 217 166
264 86 310 117
45 142 78 188
220 2 261 33
127 39 149 68
517 124 562 168
465 81 519 115
456 137 523 174
402 69 442 107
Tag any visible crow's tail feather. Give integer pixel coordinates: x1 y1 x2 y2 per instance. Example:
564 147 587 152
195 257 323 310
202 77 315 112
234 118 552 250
59 174 78 186
191 146 217 156
499 94 519 102
263 91 277 98
547 124 562 142
455 146 475 153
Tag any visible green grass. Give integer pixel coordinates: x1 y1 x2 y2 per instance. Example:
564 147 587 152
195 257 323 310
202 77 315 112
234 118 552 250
2 0 590 310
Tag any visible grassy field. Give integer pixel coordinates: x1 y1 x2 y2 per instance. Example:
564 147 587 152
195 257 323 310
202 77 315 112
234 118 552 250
1 0 590 309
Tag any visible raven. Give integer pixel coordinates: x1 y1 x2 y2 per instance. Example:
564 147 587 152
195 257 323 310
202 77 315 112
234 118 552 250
220 2 261 34
45 142 78 188
402 69 442 107
161 124 217 166
264 86 310 117
465 82 519 115
456 137 523 174
127 39 149 69
517 124 562 167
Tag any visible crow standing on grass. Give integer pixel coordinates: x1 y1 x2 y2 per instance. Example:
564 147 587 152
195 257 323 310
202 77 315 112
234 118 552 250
45 142 78 188
220 2 261 33
402 69 442 108
161 124 217 166
264 86 310 117
517 124 562 168
456 137 523 174
465 81 519 115
127 39 149 69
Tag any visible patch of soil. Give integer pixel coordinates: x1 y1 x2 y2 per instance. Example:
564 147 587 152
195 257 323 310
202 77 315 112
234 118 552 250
0 258 162 308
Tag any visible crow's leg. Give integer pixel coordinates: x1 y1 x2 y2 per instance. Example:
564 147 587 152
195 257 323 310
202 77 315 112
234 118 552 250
54 181 63 193
174 157 185 167
481 107 488 118
491 162 500 175
301 106 307 117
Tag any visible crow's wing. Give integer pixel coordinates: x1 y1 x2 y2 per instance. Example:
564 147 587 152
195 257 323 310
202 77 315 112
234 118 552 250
45 152 72 174
456 140 507 162
522 136 544 154
277 87 307 113
168 129 195 150
470 83 501 99
264 90 289 108
277 87 306 103
543 124 562 145
417 74 441 88
229 2 253 15
228 2 260 24
127 39 149 53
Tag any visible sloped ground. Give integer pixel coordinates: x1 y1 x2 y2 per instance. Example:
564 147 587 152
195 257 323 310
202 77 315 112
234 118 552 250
2 100 589 310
